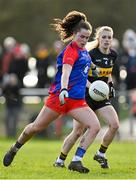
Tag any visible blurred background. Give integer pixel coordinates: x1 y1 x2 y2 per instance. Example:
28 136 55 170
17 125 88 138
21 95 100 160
0 0 136 140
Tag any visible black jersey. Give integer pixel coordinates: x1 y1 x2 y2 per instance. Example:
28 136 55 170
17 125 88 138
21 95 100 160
88 47 117 83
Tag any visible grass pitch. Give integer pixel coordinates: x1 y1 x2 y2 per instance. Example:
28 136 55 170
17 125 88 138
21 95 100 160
0 138 136 179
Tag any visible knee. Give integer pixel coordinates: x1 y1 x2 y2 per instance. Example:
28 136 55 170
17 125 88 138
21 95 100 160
22 123 35 136
89 122 100 134
27 122 43 134
110 121 119 132
95 123 101 133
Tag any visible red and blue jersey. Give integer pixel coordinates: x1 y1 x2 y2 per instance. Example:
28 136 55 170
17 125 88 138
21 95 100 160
49 41 91 99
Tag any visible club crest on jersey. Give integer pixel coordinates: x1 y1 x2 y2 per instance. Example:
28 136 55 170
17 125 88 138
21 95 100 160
103 58 108 61
82 64 90 76
95 59 102 62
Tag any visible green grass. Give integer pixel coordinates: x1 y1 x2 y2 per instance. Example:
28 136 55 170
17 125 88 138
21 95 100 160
0 138 136 179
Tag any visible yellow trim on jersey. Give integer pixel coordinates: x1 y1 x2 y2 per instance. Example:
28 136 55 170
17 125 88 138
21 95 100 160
88 67 113 77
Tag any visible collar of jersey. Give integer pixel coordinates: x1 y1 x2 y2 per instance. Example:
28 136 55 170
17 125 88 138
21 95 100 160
71 41 85 51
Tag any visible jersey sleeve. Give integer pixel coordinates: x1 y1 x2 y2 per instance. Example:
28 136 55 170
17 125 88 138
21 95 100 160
63 45 79 66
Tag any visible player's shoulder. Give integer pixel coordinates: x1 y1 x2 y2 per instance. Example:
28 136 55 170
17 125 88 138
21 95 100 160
64 42 79 60
89 47 98 53
89 48 98 56
65 42 78 53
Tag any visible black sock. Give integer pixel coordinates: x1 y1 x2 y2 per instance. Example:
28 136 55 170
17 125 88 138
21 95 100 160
12 141 23 152
15 141 23 149
99 144 108 153
59 152 67 161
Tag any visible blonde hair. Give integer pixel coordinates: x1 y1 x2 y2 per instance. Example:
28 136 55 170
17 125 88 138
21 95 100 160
86 26 113 51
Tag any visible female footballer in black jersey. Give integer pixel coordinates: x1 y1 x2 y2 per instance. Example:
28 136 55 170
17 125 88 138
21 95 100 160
54 26 119 169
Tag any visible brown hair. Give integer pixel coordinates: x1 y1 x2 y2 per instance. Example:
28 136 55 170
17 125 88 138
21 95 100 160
52 11 92 42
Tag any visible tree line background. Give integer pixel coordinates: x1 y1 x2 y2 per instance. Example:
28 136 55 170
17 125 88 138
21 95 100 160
0 0 136 51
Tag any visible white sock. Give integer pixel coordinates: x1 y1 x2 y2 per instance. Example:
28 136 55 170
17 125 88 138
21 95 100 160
97 150 105 157
56 157 64 163
72 155 82 162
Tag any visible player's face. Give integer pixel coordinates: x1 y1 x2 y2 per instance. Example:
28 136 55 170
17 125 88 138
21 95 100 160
98 30 113 50
73 28 91 48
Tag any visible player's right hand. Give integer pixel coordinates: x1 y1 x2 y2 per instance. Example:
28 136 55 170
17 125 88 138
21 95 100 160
59 88 69 105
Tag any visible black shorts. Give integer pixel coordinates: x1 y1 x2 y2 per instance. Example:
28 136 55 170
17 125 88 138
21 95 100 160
85 91 111 111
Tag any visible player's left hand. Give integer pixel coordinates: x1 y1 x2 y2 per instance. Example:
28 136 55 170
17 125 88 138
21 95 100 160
92 66 99 77
109 82 115 98
59 88 69 105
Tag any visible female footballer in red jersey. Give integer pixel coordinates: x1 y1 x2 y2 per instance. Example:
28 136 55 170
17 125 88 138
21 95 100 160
3 11 100 173
54 26 119 169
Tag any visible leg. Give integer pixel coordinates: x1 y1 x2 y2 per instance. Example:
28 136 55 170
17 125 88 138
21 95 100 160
69 107 100 150
96 105 119 147
54 120 84 167
62 120 85 154
3 106 60 167
18 106 59 144
68 106 100 173
94 105 119 168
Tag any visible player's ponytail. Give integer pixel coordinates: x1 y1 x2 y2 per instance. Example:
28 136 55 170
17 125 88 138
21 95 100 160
86 40 99 51
52 11 92 42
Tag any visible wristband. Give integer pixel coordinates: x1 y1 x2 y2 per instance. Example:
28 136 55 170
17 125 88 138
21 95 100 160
60 88 68 92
